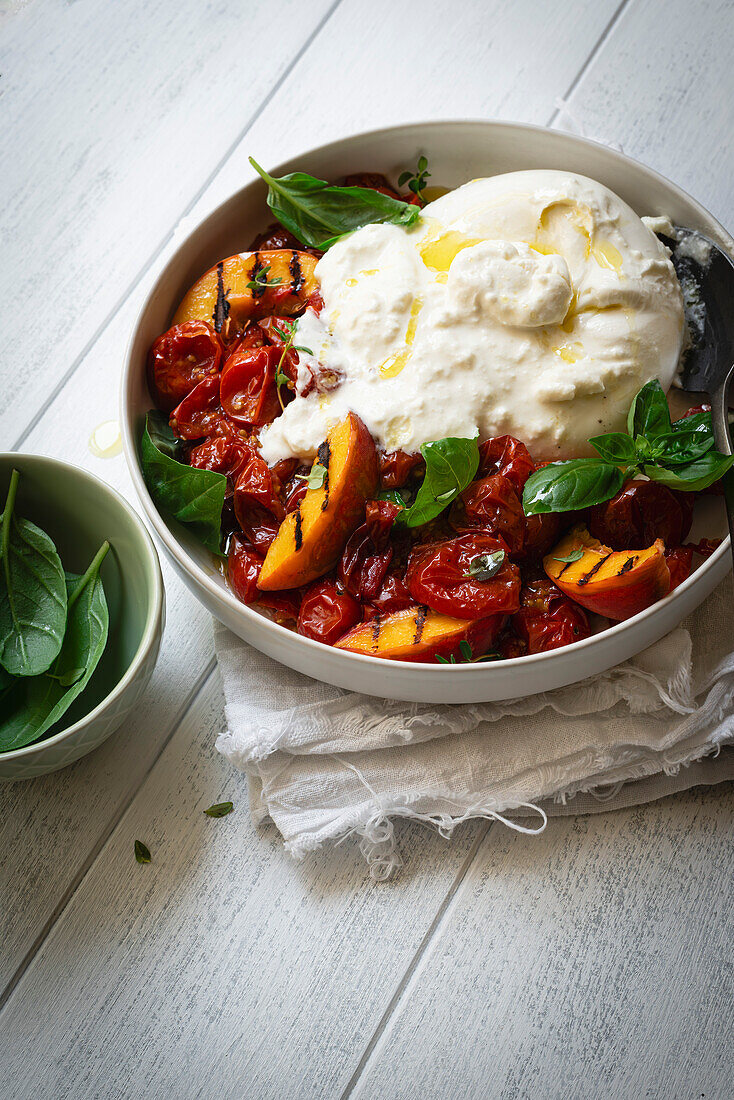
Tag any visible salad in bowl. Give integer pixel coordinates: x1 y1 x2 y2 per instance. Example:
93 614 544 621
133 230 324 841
138 149 731 668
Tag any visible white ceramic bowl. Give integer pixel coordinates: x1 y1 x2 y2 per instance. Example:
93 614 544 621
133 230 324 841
122 120 732 703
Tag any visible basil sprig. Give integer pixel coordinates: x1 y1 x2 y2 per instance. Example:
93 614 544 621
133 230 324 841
523 381 734 515
0 546 110 752
387 436 479 528
249 158 421 250
141 412 227 555
0 469 68 677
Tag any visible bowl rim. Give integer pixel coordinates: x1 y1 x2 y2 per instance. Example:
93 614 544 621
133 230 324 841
0 452 164 759
121 116 732 678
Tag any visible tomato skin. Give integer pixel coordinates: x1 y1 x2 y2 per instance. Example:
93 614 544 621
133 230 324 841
220 345 283 427
478 435 535 493
379 449 425 490
227 535 262 604
342 172 401 199
338 500 400 600
406 533 521 620
450 473 525 557
169 374 227 441
148 320 223 413
588 481 693 550
665 546 694 590
520 511 562 563
297 579 361 645
248 224 322 257
363 570 414 620
189 435 251 484
511 578 590 654
677 403 711 420
233 454 285 554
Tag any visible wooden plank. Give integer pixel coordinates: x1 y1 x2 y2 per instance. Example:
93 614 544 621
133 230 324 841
347 786 734 1100
558 0 734 226
0 0 337 446
0 674 485 1100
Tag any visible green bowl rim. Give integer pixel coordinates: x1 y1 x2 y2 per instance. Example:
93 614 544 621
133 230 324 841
0 452 164 760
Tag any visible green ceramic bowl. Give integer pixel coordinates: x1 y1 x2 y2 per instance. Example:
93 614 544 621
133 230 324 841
0 454 164 780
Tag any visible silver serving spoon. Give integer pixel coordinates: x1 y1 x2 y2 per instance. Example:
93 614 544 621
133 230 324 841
658 225 734 555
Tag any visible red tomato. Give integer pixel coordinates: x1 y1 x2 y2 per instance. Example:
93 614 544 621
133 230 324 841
363 570 414 620
189 435 252 483
338 500 400 600
687 537 721 558
247 224 322 257
665 546 694 590
227 535 262 604
511 578 590 654
520 512 562 563
379 449 425 490
677 403 711 420
406 533 521 619
284 477 309 514
450 473 525 557
220 345 283 427
588 481 693 550
169 374 226 441
478 435 535 492
297 579 362 645
233 454 285 554
342 172 401 199
148 320 223 413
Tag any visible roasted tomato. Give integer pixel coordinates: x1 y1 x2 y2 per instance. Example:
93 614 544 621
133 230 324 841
665 546 694 590
511 578 591 653
148 320 223 412
220 345 283 428
233 453 285 554
520 511 562 563
588 480 694 550
297 579 361 645
169 374 225 440
248 223 321 257
406 533 521 619
189 435 251 484
379 449 425 490
363 569 414 620
342 172 401 199
450 473 525 557
478 435 535 492
227 535 262 604
544 524 670 621
338 499 400 600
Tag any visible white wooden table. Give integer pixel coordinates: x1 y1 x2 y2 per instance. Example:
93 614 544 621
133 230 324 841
1 2 733 1096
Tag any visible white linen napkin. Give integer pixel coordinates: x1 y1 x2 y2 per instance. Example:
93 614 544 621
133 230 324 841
215 574 734 878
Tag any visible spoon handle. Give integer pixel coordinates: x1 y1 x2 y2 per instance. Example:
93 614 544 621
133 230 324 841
712 363 734 560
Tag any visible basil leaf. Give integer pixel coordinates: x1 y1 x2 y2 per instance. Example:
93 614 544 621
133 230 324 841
0 469 67 677
458 640 473 661
141 411 226 556
672 410 715 442
249 158 421 250
203 801 234 818
0 545 110 752
296 464 327 491
588 432 637 464
522 459 625 514
135 840 151 864
627 380 672 439
552 548 584 564
649 428 715 466
398 437 480 528
463 550 506 580
643 451 734 491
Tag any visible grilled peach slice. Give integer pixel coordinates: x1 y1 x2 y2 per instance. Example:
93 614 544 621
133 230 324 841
172 250 318 336
258 413 379 591
544 525 670 621
335 607 504 663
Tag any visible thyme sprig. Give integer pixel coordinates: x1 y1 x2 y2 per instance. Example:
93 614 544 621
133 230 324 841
274 318 313 412
398 156 431 203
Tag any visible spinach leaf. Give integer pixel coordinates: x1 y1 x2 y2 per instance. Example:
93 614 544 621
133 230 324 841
644 451 734 491
0 544 110 752
397 437 479 528
249 158 421 250
522 458 625 514
141 411 226 555
627 380 672 439
588 432 637 465
0 469 67 677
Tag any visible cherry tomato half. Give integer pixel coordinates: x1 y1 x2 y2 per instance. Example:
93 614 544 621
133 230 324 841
220 345 283 428
233 454 285 554
363 570 414 620
588 480 693 550
379 449 425 490
338 500 400 600
665 546 694 590
450 473 525 557
169 374 225 441
406 533 521 620
227 535 262 604
297 579 361 645
478 435 535 492
189 435 252 484
148 320 223 413
510 578 590 654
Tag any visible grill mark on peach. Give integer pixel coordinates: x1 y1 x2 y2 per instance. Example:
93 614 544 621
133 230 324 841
370 614 381 652
413 605 428 645
619 555 638 575
577 552 612 586
294 506 303 551
557 560 574 577
317 440 331 512
214 262 231 333
290 250 303 295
